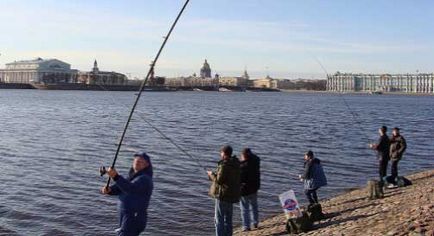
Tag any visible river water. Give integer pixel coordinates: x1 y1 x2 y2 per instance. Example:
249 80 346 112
0 90 433 235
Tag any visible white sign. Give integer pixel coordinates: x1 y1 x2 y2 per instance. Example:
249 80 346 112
279 190 302 219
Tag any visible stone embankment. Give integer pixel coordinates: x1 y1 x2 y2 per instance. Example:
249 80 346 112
235 170 434 236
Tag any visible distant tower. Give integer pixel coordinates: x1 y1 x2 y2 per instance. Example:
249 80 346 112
200 59 212 78
243 69 250 80
92 59 99 73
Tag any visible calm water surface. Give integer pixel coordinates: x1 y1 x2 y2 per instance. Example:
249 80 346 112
0 90 433 235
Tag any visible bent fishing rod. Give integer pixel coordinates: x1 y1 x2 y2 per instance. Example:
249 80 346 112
102 0 190 188
313 56 372 144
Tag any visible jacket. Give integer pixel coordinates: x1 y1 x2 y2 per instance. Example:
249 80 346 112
375 134 390 161
240 154 260 196
110 167 153 231
389 135 407 161
209 156 241 203
303 158 327 190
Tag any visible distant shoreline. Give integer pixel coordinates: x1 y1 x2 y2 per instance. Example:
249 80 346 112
1 83 433 96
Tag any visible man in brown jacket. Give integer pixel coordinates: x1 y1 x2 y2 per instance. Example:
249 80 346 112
207 145 240 236
389 127 407 186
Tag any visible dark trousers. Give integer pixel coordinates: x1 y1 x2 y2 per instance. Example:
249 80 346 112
391 160 399 181
304 188 319 204
378 159 388 187
118 211 146 236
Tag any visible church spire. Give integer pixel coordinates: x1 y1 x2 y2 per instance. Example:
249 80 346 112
93 59 99 72
243 67 249 80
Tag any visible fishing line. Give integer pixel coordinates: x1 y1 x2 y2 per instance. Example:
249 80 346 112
94 82 208 172
312 56 372 144
104 0 191 188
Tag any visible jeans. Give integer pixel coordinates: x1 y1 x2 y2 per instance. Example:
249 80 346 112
304 188 319 204
215 199 233 236
240 193 259 230
391 159 399 182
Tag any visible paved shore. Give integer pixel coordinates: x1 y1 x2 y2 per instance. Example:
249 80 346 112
235 169 434 236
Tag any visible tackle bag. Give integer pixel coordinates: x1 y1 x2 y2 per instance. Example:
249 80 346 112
307 203 325 221
396 176 412 187
286 211 313 234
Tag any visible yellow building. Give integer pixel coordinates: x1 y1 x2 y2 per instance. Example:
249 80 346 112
252 76 274 88
219 76 248 87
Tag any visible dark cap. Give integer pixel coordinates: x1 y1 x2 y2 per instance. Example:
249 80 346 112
381 126 387 133
305 150 314 158
220 145 233 157
134 152 151 162
241 148 252 156
392 127 400 131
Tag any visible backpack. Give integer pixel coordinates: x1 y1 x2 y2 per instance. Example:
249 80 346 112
307 203 325 222
396 176 412 187
286 211 313 234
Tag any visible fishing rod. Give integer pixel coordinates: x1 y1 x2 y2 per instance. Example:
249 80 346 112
102 0 191 188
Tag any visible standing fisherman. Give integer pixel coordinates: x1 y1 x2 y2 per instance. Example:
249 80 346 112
239 148 260 231
101 152 153 236
369 126 390 189
299 150 327 205
207 145 241 236
389 127 407 187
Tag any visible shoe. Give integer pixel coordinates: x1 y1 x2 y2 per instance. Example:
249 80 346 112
253 223 258 229
242 228 250 232
387 184 398 189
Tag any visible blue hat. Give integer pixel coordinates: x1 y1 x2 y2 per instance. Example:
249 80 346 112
133 152 153 177
134 152 151 162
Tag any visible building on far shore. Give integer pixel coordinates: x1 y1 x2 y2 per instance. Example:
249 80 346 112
252 75 292 89
200 59 212 78
77 60 127 85
164 76 218 88
251 76 326 90
219 76 248 87
0 58 127 86
327 72 434 93
0 58 77 84
252 75 274 88
219 70 250 88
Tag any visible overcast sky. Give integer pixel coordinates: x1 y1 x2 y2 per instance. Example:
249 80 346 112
1 0 434 79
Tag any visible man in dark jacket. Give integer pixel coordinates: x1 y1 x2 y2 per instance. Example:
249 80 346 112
101 152 153 236
300 150 327 205
207 145 240 236
239 148 260 231
369 126 390 188
389 127 407 185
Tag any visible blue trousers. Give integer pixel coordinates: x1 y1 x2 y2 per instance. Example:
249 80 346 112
215 199 233 236
240 193 259 230
118 211 147 236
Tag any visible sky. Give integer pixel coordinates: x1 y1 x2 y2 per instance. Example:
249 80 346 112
1 0 434 79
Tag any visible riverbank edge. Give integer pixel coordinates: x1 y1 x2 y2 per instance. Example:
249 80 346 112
235 169 434 236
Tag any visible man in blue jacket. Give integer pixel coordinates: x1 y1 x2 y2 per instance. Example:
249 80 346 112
101 152 153 236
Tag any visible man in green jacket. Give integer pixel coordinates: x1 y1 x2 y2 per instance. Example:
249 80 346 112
207 145 241 236
389 127 407 186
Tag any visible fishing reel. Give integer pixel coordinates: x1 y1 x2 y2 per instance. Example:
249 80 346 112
99 166 107 176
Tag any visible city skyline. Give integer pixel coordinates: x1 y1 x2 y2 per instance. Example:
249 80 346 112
1 0 434 79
